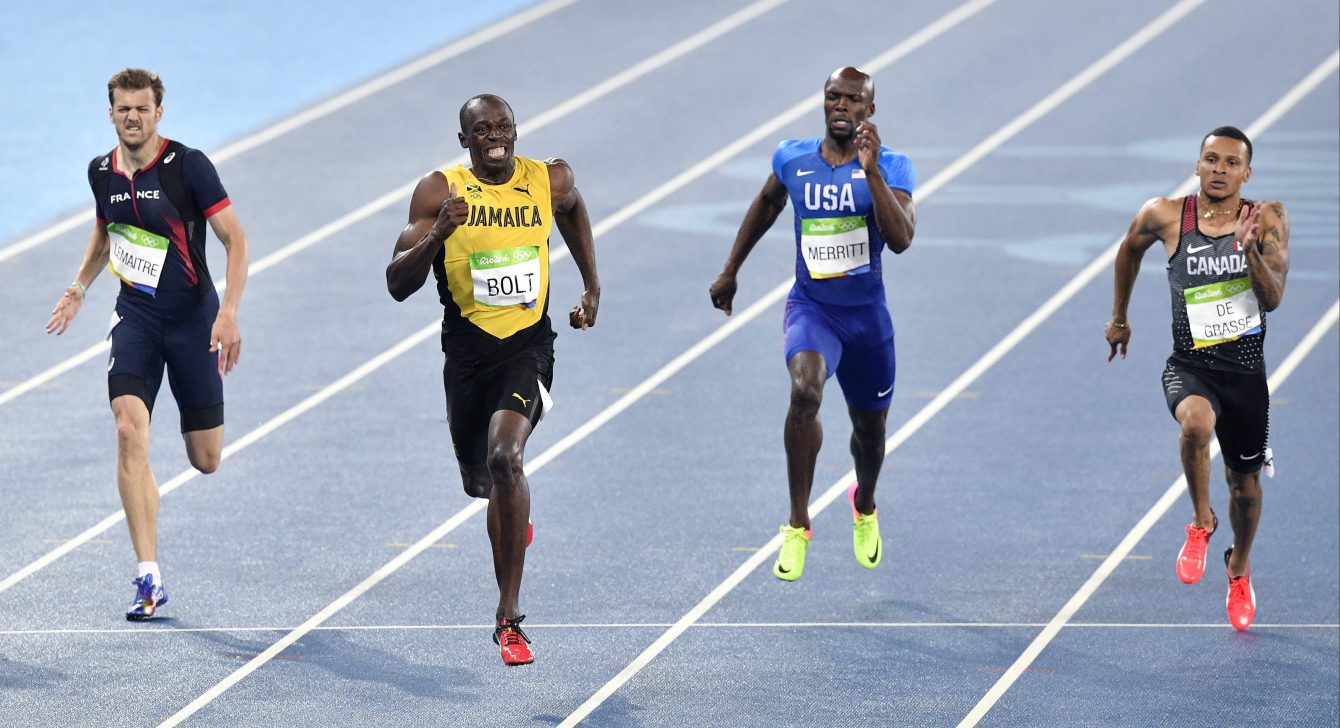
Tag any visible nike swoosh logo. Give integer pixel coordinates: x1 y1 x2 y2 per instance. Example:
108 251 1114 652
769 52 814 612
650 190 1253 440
796 169 816 177
776 564 790 573
867 540 879 563
877 384 893 397
1240 451 1262 460
1187 244 1214 254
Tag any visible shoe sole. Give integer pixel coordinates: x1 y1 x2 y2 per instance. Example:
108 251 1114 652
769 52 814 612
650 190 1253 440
126 594 167 622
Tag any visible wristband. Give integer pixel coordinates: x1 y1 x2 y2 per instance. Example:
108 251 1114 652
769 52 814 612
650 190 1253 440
71 280 87 299
1109 320 1128 329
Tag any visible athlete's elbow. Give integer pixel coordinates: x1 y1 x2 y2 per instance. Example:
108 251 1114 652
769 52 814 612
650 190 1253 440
386 269 412 302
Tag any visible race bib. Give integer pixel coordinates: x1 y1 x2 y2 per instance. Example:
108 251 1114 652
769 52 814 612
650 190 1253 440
107 222 168 295
1184 276 1261 348
470 246 541 309
801 215 870 279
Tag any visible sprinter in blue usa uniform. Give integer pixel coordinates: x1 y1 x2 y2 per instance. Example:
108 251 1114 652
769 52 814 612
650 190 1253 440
46 68 250 621
710 67 915 581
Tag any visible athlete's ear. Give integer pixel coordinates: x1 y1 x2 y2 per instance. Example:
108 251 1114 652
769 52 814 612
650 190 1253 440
867 101 875 118
458 131 468 149
154 105 163 122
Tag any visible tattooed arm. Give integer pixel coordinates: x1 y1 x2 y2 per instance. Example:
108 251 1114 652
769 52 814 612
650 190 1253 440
1239 201 1290 312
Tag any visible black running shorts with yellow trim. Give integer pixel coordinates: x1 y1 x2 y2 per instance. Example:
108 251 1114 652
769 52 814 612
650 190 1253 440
1161 357 1270 474
442 342 554 467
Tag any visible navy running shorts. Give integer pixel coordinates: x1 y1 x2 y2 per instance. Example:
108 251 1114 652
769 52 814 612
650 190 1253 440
107 291 223 432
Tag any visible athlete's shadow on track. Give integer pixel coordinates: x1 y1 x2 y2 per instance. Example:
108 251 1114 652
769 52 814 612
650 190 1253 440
183 625 483 700
0 652 69 692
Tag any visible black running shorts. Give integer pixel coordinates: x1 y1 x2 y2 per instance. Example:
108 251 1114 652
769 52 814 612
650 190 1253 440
442 343 554 467
1161 357 1270 474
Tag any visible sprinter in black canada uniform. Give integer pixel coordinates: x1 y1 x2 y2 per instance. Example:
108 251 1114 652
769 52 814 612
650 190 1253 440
1105 126 1289 631
386 94 599 666
46 68 250 620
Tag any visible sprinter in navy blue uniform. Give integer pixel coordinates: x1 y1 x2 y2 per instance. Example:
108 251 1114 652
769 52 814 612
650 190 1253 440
47 68 250 621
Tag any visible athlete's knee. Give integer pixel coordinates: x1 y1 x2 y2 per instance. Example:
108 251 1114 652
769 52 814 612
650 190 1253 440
460 463 491 499
1178 411 1215 447
850 410 887 441
462 475 491 499
188 449 220 474
788 378 823 419
114 414 149 456
1226 469 1261 508
485 441 525 484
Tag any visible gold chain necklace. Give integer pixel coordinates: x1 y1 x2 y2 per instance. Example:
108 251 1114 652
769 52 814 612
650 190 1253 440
1202 202 1241 219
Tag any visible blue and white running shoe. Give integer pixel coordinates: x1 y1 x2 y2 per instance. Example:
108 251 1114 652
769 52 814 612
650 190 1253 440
125 574 168 621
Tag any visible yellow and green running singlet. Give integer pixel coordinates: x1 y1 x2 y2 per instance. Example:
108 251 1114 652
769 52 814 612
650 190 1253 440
440 156 552 340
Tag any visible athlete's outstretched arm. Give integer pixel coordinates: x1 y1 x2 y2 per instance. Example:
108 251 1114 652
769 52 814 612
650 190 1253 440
46 223 110 335
386 172 466 302
208 206 249 374
856 121 915 253
1240 201 1289 311
549 159 599 330
1106 197 1173 361
709 174 788 315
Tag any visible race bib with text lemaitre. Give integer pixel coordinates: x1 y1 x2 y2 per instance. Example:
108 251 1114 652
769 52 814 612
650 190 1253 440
107 222 168 295
470 246 541 309
800 215 870 279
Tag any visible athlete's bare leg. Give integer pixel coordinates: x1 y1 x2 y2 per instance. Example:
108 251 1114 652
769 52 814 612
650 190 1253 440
485 410 533 623
848 405 888 515
784 352 825 530
1174 395 1217 532
112 395 158 562
183 425 223 474
1224 468 1262 577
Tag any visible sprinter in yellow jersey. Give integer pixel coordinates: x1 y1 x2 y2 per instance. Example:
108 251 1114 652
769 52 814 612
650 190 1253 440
386 94 600 666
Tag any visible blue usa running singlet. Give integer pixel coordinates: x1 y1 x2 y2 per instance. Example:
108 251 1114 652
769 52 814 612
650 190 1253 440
772 137 915 307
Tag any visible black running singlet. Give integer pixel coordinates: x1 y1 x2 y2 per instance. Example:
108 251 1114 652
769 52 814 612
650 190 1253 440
1166 195 1266 374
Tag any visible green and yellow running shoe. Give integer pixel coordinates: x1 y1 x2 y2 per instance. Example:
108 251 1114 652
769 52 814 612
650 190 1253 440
773 524 812 581
849 482 882 569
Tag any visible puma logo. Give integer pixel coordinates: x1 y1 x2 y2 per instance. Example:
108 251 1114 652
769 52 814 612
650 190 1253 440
512 393 531 407
512 185 531 197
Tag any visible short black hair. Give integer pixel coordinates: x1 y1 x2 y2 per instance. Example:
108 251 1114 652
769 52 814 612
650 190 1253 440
458 94 514 134
1201 125 1252 163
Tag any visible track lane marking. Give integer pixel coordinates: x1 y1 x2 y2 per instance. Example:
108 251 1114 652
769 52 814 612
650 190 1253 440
0 0 789 408
955 50 1340 728
559 2 1216 724
0 0 581 264
153 2 1001 724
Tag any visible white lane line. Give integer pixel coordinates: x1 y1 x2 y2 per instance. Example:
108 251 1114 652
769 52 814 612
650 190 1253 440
0 0 790 598
956 50 1340 728
153 3 1000 723
0 0 789 409
0 0 580 264
3 622 1335 637
560 2 1212 724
